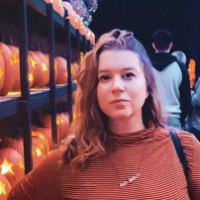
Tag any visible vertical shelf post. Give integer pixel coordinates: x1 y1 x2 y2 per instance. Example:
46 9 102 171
47 3 57 145
19 0 33 174
65 19 73 122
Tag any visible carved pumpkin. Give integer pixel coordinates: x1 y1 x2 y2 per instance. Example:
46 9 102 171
1 138 23 157
32 126 53 150
42 113 70 143
0 173 11 200
71 62 80 80
28 51 44 88
31 135 46 168
9 46 34 92
34 51 49 86
55 56 67 84
0 42 12 95
44 53 58 85
0 147 24 187
32 131 50 156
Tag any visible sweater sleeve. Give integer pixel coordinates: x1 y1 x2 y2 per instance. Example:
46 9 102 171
192 77 200 106
7 148 63 200
178 62 192 124
177 131 200 200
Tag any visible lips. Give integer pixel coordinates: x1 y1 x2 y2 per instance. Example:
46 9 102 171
110 99 129 104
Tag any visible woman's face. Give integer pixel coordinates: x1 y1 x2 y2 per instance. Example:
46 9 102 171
97 50 148 121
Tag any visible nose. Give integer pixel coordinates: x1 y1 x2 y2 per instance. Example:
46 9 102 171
111 76 125 94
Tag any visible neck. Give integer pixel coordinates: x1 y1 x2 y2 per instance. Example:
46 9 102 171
108 113 146 135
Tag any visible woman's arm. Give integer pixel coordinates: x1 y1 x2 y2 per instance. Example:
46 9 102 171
7 148 62 200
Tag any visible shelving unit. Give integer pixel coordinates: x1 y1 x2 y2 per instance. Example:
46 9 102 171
0 0 91 173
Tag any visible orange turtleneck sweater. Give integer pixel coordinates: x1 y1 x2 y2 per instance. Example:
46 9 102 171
7 126 200 200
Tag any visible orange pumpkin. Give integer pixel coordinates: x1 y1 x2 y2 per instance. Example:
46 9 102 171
0 173 11 200
44 53 58 85
32 131 50 156
0 147 24 187
0 42 13 95
55 56 67 84
31 135 46 168
28 51 44 88
42 113 70 143
1 138 23 157
10 46 34 92
32 126 53 150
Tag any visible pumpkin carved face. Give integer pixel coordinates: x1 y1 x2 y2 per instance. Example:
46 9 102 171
0 148 24 187
0 173 11 200
42 113 70 143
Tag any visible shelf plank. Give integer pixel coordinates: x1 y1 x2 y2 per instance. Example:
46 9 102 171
0 98 19 119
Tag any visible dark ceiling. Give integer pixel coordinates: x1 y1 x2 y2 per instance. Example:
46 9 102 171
89 0 200 59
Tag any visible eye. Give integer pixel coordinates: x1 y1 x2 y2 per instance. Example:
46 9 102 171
99 75 111 81
123 72 134 79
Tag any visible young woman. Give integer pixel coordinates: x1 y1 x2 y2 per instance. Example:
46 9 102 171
8 29 200 200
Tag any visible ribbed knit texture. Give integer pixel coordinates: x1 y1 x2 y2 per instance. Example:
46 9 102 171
7 126 200 200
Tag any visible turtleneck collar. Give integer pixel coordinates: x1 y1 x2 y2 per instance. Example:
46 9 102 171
107 124 157 146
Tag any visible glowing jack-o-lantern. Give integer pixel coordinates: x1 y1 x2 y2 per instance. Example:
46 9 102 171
1 138 23 157
42 113 70 143
8 46 34 92
0 173 11 200
28 51 44 88
31 132 50 168
0 148 24 187
32 126 53 150
34 51 49 87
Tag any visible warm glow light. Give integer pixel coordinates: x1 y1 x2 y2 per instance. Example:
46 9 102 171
0 159 14 175
0 66 4 81
35 148 42 157
41 62 48 72
18 160 24 170
0 181 6 195
28 73 34 83
29 56 38 69
56 116 64 125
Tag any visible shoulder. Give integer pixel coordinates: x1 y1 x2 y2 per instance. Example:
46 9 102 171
7 148 64 200
176 130 200 163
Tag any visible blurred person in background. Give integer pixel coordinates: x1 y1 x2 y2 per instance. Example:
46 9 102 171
150 30 191 129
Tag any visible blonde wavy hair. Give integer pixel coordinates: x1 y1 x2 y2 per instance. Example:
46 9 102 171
62 29 165 173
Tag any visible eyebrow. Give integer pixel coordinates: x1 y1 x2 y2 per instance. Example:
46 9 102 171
98 67 136 73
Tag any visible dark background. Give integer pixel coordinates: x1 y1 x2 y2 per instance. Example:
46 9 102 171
89 0 200 76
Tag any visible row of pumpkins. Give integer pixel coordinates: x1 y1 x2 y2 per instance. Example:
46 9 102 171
43 0 95 45
0 41 83 96
0 112 69 199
